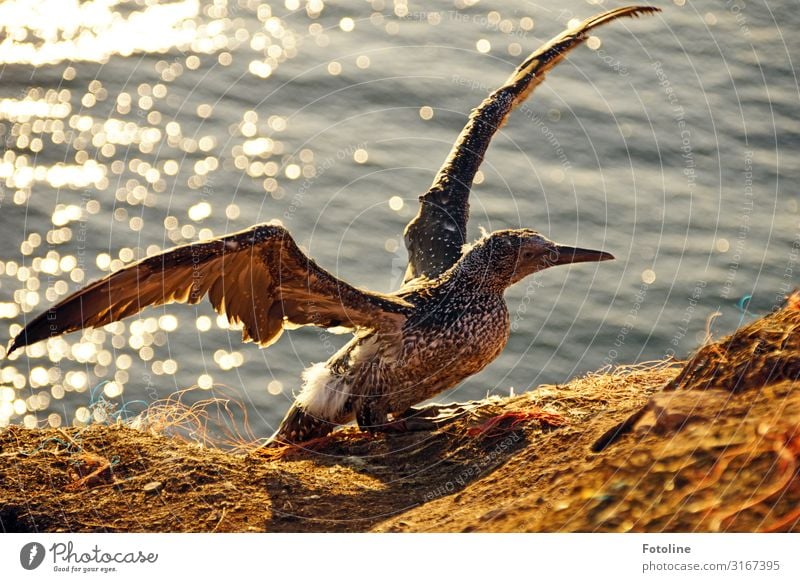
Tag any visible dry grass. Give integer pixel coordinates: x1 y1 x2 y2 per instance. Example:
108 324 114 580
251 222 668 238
1 294 798 532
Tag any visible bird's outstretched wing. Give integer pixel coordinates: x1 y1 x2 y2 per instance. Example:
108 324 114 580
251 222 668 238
402 5 660 282
8 224 410 355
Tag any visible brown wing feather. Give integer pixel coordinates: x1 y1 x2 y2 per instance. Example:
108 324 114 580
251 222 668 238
8 223 409 354
403 6 660 282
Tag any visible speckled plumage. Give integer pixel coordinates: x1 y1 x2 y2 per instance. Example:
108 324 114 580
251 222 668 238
286 258 513 440
8 7 658 446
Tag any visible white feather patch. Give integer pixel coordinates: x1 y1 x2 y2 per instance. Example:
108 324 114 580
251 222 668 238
295 362 351 420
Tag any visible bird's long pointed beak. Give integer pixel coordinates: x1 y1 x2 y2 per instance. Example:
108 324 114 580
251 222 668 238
551 244 614 266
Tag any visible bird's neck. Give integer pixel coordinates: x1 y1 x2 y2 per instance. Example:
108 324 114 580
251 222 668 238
444 259 510 295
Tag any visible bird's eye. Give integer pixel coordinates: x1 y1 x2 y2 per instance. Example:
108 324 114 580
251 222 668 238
521 249 537 260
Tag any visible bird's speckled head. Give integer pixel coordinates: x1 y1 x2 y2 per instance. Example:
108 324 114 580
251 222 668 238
454 228 614 292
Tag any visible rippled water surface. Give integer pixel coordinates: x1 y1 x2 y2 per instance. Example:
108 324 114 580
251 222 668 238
0 0 797 437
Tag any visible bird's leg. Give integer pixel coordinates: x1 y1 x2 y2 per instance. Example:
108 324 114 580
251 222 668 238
356 398 401 434
356 397 430 434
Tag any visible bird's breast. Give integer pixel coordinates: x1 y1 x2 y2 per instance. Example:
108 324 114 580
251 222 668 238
401 296 510 385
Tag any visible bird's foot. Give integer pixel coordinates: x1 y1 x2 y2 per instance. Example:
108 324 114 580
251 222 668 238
396 400 485 422
378 402 483 433
378 417 439 433
360 416 440 435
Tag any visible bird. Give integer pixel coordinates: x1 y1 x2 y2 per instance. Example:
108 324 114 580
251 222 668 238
7 6 659 446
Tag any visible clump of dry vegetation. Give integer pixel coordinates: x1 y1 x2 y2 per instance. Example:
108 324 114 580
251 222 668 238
1 295 798 533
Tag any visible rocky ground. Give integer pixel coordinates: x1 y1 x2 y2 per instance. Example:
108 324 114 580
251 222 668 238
1 295 798 532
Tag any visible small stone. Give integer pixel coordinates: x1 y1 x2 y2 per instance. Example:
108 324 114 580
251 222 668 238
143 481 163 494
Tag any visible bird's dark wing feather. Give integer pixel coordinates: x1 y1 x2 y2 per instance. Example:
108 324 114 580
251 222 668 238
402 5 660 282
8 224 410 354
